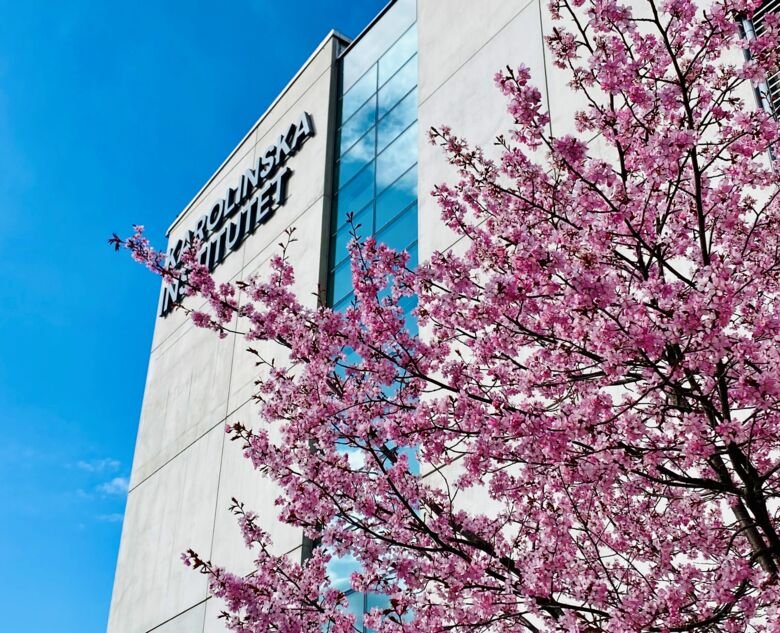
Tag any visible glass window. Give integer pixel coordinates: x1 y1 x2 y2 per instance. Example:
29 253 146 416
377 89 417 153
399 294 419 336
347 592 365 629
378 54 417 118
340 0 416 92
407 241 418 268
342 65 376 122
340 96 377 156
376 123 417 191
379 24 417 86
366 592 390 614
331 259 354 306
336 162 375 227
325 5 418 627
331 203 371 268
375 204 418 253
375 165 417 231
328 553 361 591
338 130 376 188
365 592 391 632
332 292 354 313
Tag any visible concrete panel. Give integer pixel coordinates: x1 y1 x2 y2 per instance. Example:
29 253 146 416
538 0 586 139
417 0 539 104
237 75 334 273
239 194 328 292
148 295 192 357
145 602 206 633
210 400 304 577
227 198 328 412
131 315 237 486
202 597 227 633
226 315 287 417
107 425 223 633
417 0 545 261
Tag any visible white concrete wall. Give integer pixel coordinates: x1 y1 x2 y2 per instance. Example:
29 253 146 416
417 0 553 260
107 32 344 633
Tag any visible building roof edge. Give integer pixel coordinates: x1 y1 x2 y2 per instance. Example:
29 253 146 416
336 0 396 60
166 28 351 237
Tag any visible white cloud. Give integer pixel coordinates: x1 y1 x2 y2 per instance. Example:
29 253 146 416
76 458 121 473
96 476 129 496
96 513 124 523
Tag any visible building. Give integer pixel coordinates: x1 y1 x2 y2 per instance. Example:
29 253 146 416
106 1 765 632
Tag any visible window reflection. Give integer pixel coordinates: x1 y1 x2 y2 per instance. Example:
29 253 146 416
339 130 376 187
375 204 417 253
327 552 362 591
378 55 417 118
330 258 354 306
377 89 417 153
326 4 418 628
326 555 398 633
366 592 391 618
341 0 416 92
342 66 377 122
376 165 417 230
347 592 365 630
332 292 354 313
331 203 371 268
379 24 417 86
340 96 377 156
399 293 419 336
337 161 375 226
376 123 417 191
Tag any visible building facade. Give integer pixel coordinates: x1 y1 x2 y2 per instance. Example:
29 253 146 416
106 0 760 631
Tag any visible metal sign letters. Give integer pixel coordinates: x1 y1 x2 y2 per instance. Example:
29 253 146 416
160 112 315 316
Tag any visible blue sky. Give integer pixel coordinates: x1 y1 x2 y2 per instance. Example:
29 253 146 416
0 1 386 630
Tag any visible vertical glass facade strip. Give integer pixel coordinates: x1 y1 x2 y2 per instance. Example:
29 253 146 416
328 0 418 312
324 1 418 630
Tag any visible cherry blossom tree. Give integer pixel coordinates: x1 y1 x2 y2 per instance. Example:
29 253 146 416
120 0 780 629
